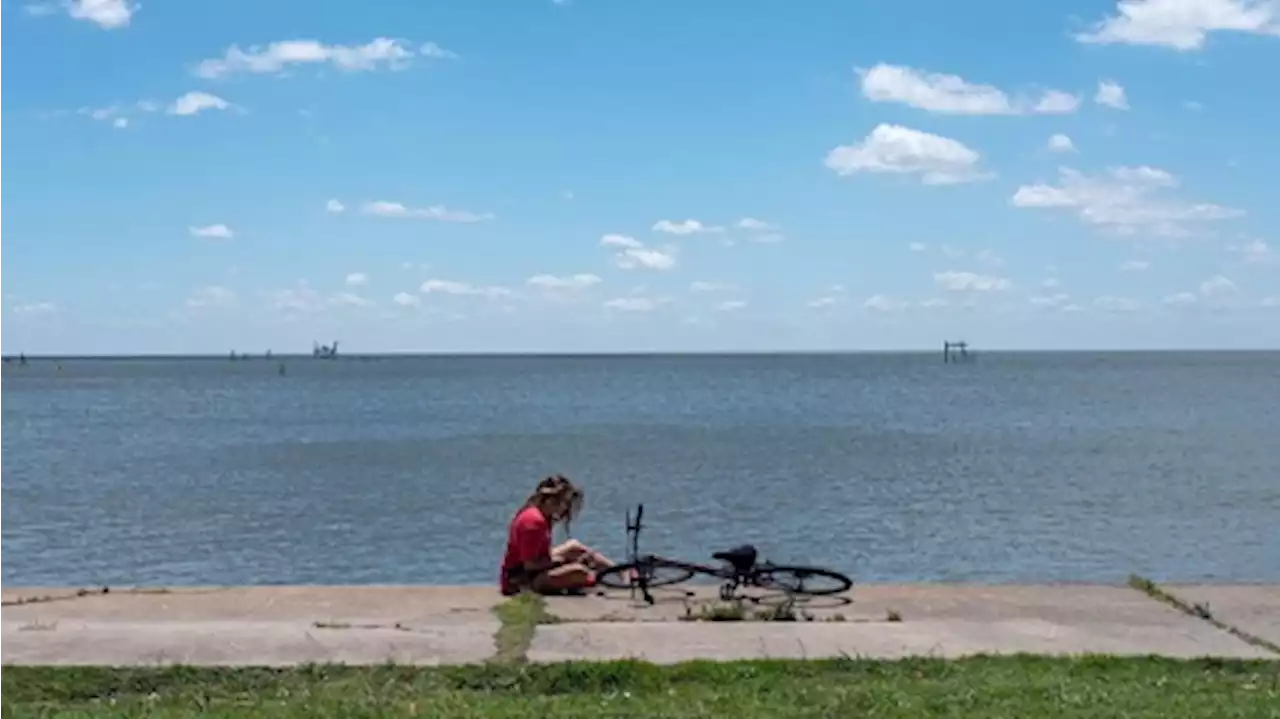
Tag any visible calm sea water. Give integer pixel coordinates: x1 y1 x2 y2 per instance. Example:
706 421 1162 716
3 352 1278 587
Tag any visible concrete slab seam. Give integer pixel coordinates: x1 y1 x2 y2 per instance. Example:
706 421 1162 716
1128 575 1280 656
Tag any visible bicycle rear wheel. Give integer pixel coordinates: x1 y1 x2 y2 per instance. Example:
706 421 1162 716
595 560 697 590
754 565 852 596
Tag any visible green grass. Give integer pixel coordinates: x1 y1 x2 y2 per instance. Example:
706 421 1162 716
4 657 1277 718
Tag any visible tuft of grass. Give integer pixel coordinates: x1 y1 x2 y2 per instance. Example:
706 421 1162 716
491 591 560 664
886 608 904 622
681 602 747 622
1129 574 1280 655
682 600 823 623
4 656 1278 717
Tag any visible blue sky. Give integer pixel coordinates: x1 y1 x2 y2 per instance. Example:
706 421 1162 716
4 0 1278 354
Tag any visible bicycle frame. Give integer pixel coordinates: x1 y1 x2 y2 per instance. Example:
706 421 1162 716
621 504 775 604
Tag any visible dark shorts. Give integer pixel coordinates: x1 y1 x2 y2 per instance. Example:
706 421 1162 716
502 566 546 596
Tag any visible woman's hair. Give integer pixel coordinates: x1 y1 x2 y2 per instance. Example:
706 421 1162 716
524 474 583 528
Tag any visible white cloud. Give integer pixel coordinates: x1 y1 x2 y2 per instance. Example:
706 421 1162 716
715 300 748 312
1199 274 1238 297
805 284 848 309
690 281 736 292
1042 277 1063 289
393 291 421 307
1094 295 1142 312
908 242 928 252
825 124 989 185
600 234 676 271
77 96 203 127
76 101 146 127
603 296 661 313
1120 259 1151 271
11 301 59 316
345 272 369 287
863 294 909 312
616 247 677 271
975 249 1005 268
1030 293 1072 309
327 199 346 213
1011 166 1243 237
1163 275 1243 308
1076 0 1280 50
269 286 317 313
857 63 1080 115
1229 238 1273 264
195 38 455 79
360 201 493 223
652 219 723 235
1035 91 1085 114
167 92 231 116
1095 80 1130 110
933 271 1012 292
190 224 234 239
330 292 375 308
1047 133 1076 153
64 0 136 29
526 273 602 289
420 279 511 299
186 286 236 309
419 42 457 59
737 217 777 231
80 105 120 122
600 234 642 249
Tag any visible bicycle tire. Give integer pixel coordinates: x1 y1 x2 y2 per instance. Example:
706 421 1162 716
753 565 853 596
595 560 697 590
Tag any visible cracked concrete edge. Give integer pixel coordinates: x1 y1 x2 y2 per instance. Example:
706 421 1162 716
1127 574 1280 656
0 586 187 607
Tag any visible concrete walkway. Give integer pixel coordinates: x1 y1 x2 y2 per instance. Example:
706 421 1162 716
3 584 1277 666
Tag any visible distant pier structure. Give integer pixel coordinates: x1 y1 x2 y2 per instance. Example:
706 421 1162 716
943 341 973 364
312 341 340 359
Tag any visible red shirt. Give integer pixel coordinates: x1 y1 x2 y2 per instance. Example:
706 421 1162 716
500 505 551 594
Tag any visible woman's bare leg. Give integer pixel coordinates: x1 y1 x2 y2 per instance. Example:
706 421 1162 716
531 562 593 592
552 539 614 570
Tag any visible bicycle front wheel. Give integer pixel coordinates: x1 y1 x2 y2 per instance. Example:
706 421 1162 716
755 565 852 596
595 560 696 590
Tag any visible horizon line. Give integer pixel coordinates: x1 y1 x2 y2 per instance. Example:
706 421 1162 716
4 347 1279 361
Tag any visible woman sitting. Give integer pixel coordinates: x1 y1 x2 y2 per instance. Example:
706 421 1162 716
499 474 614 595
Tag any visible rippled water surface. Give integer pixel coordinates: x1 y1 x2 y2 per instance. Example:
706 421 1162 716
3 352 1278 586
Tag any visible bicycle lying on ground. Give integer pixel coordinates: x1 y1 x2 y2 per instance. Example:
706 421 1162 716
592 504 853 605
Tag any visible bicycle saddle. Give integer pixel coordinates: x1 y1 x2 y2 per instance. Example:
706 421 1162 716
712 544 758 571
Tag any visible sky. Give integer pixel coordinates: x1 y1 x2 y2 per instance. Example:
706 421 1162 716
3 0 1279 354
